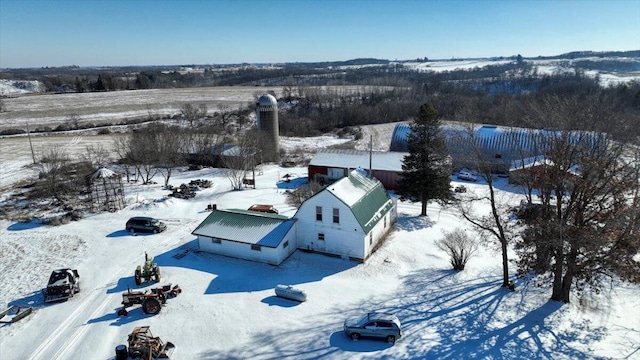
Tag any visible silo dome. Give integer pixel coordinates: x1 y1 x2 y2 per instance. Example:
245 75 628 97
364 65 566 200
257 94 277 106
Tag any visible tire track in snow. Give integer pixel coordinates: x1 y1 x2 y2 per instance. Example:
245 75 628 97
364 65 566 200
26 257 138 360
26 289 98 360
26 230 195 359
51 285 120 360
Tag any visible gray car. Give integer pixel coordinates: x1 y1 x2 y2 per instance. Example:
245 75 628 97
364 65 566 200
126 217 166 233
457 171 478 182
343 312 402 344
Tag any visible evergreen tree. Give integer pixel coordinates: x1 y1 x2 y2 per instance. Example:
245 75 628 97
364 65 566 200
94 75 106 91
397 103 452 216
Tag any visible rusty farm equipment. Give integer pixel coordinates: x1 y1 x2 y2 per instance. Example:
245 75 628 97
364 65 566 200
117 284 181 316
115 326 175 360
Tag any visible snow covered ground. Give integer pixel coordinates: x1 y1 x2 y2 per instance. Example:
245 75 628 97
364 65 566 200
1 137 638 359
0 87 273 131
402 57 640 87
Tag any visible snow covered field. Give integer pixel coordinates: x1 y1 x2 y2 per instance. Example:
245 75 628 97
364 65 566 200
0 85 389 132
0 134 638 359
0 87 274 131
402 57 640 87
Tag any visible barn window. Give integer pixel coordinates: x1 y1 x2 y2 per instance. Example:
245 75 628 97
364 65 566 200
384 215 387 228
283 240 289 248
369 234 373 245
316 206 322 221
333 208 340 223
251 244 261 251
211 238 221 244
318 233 325 241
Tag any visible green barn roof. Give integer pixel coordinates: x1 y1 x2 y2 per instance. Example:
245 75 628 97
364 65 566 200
326 169 395 233
192 209 294 248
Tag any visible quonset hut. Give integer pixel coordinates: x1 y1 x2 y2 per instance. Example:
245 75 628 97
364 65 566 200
256 94 279 162
390 123 601 172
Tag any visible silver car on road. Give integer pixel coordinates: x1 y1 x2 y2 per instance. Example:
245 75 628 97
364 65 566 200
343 312 402 344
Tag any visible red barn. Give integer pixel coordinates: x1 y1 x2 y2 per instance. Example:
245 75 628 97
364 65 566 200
308 149 407 191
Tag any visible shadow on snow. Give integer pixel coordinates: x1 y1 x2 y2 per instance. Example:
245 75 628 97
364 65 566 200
192 268 612 359
152 240 357 296
87 306 159 326
6 220 47 231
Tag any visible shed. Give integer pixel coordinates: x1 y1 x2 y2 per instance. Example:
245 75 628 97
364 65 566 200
193 209 297 265
309 149 407 191
88 167 125 212
509 156 581 186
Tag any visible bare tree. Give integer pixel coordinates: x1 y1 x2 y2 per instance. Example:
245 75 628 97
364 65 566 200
236 105 250 129
216 102 235 128
222 131 259 191
455 123 514 288
155 125 186 187
511 95 640 303
128 125 162 184
285 181 324 208
80 144 112 168
436 228 479 271
112 134 136 183
188 130 225 166
68 113 80 130
181 103 207 128
38 148 71 201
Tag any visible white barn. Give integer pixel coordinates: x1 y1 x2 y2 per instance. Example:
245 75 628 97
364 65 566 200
293 169 397 261
192 209 297 265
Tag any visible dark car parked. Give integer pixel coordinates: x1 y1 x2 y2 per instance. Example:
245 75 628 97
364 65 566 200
126 217 166 233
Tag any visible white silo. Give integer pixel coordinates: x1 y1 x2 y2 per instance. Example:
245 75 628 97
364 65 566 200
256 94 279 161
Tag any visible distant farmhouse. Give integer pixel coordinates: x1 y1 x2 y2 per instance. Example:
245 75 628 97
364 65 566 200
309 149 407 191
193 169 397 264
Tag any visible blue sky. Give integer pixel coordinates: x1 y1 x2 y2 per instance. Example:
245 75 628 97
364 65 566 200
1 0 638 68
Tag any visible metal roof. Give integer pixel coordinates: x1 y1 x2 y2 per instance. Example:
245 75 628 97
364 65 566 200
391 123 603 162
310 149 407 172
91 167 118 180
192 209 295 248
326 169 395 233
257 94 277 106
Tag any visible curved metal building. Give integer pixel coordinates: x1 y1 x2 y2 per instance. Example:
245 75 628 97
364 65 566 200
390 123 601 171
256 94 279 161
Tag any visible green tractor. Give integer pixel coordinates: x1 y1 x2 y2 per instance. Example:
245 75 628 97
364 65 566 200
134 252 161 286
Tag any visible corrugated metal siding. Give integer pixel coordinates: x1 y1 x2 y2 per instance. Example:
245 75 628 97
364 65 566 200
192 209 295 248
391 123 603 165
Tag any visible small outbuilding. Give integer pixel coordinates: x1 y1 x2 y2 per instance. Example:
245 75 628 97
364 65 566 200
308 149 407 191
193 209 297 265
509 156 581 186
293 169 397 261
88 167 125 212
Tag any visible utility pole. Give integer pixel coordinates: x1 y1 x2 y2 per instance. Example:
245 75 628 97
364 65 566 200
26 122 36 164
368 134 373 177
